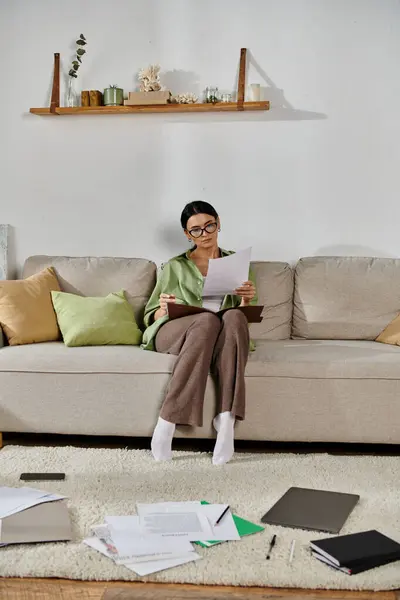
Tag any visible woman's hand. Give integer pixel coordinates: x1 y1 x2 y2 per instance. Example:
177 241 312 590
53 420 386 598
154 293 176 321
235 281 256 307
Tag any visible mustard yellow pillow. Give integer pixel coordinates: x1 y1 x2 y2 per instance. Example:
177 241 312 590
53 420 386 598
376 314 400 345
0 267 61 345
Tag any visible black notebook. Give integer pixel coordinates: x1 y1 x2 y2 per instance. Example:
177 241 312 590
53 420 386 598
312 551 400 575
310 530 400 569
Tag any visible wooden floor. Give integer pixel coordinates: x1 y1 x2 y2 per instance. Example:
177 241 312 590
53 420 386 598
0 579 398 600
1 433 399 599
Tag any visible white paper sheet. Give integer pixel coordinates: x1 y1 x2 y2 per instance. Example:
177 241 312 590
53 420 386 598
105 515 194 557
92 523 193 564
199 504 240 541
140 512 212 539
136 502 236 542
136 502 214 541
131 552 201 576
137 501 202 512
83 536 201 576
202 247 252 297
0 487 66 519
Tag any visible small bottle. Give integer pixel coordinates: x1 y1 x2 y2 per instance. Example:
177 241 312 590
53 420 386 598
204 87 219 103
221 93 232 103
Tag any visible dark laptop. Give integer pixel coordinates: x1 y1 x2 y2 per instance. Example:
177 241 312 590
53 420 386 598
261 487 360 533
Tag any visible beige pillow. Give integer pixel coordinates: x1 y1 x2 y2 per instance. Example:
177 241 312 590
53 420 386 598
376 314 400 345
0 267 61 345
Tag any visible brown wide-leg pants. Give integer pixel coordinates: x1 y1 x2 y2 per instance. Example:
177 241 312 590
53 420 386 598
155 310 250 427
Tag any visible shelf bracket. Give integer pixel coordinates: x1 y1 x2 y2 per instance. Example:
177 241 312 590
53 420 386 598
237 48 247 111
50 53 60 114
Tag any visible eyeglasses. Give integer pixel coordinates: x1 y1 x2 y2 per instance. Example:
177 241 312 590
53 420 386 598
188 222 218 239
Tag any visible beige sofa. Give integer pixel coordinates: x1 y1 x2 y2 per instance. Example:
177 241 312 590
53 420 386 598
1 254 400 446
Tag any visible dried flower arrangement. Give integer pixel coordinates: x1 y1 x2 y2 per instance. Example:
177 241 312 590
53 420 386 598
138 64 162 92
68 34 87 78
170 93 198 104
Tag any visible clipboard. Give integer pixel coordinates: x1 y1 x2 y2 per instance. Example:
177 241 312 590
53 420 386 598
0 500 72 545
167 303 263 323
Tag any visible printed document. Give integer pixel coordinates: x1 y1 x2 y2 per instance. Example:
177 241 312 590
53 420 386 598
0 487 66 519
202 247 251 297
83 535 200 576
136 501 238 542
137 502 213 541
92 523 192 564
105 515 193 557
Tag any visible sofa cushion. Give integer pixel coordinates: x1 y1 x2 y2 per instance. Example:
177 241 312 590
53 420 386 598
23 256 157 329
293 256 400 340
375 312 400 346
0 342 176 374
51 290 142 347
2 339 400 381
0 268 61 346
247 339 400 379
249 261 293 340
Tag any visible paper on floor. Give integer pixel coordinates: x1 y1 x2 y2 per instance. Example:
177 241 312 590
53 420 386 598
0 487 66 519
105 515 194 556
136 501 239 542
139 511 213 541
137 501 202 512
91 524 194 564
136 503 213 541
198 504 240 541
83 536 201 576
202 247 252 297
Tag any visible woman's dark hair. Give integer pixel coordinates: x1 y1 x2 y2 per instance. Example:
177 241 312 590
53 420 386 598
180 201 219 230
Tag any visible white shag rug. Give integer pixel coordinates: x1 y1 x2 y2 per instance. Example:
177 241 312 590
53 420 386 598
0 445 399 591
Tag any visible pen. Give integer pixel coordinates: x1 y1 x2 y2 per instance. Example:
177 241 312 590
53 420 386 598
266 534 277 560
289 539 296 564
214 505 230 526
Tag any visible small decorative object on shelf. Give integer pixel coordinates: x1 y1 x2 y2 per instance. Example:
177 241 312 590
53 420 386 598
250 83 261 101
204 87 219 103
221 93 232 103
138 64 162 92
170 93 198 104
124 90 170 105
125 64 170 105
66 34 87 107
66 77 78 108
103 85 123 106
89 90 103 106
81 91 90 107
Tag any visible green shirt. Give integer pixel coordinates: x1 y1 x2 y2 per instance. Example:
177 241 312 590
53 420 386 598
141 248 258 351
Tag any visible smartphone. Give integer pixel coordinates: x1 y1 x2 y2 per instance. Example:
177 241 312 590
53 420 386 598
20 473 66 481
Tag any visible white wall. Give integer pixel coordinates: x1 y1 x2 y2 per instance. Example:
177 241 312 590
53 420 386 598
1 0 400 274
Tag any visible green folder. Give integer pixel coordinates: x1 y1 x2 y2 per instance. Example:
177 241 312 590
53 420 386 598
196 500 264 548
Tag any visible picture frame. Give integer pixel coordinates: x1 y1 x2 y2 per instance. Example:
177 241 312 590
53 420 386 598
0 224 9 280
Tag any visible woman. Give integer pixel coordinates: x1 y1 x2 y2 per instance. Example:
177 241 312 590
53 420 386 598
142 201 257 465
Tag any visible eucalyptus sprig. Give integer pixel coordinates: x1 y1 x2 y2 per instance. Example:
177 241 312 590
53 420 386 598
69 34 87 78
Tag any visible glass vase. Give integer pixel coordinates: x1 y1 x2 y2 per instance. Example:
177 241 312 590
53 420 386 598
66 77 79 107
204 87 219 103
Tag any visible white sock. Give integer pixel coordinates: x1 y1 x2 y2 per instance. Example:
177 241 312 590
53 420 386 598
151 417 175 461
212 411 235 465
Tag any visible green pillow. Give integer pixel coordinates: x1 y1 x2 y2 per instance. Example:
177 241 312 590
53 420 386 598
51 290 142 347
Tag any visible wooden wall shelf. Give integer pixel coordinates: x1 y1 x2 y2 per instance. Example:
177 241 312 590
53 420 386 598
29 48 269 117
30 101 269 116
